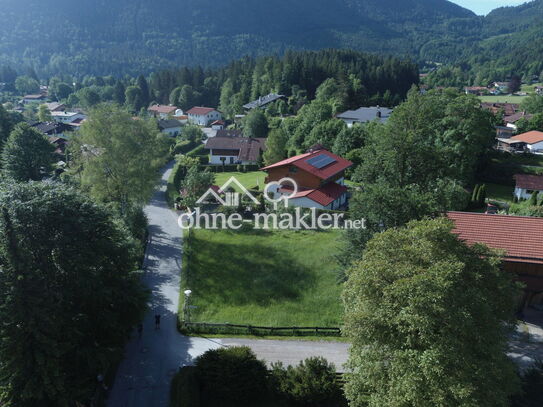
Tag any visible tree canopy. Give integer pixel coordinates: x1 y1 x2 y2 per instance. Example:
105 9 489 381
343 218 520 407
0 181 146 406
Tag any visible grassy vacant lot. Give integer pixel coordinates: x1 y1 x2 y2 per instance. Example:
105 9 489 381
214 171 266 191
182 228 343 327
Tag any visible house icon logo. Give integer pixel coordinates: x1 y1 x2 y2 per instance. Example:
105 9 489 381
197 176 260 206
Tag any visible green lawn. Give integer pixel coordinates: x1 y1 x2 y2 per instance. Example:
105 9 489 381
214 171 266 191
479 95 528 104
182 228 343 327
485 183 514 203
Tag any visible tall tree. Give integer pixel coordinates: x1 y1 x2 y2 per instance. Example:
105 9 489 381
243 109 269 138
136 75 150 108
343 218 519 407
0 104 14 147
0 182 146 406
38 104 52 122
1 123 54 181
71 104 167 213
263 127 288 165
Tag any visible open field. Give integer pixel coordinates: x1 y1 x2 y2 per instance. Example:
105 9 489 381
214 171 267 191
182 228 343 327
479 95 528 104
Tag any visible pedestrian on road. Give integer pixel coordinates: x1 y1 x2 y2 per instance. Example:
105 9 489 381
155 314 161 330
137 323 143 338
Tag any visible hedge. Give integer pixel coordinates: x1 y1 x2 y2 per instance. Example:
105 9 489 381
170 366 200 407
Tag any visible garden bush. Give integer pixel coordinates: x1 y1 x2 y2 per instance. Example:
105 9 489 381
170 366 200 407
269 357 346 407
195 346 268 406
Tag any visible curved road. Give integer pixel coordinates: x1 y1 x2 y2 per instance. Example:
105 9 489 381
107 162 350 407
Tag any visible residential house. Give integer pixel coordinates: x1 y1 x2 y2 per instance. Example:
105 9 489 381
464 86 488 96
504 111 532 130
262 148 352 210
211 120 225 130
514 174 543 200
493 82 509 94
496 126 514 139
158 119 182 137
21 94 46 104
173 109 188 124
51 111 87 124
448 211 543 307
509 131 543 153
31 121 72 138
243 93 286 110
186 107 222 126
205 135 266 165
336 106 392 127
481 102 519 116
44 102 66 112
147 104 178 119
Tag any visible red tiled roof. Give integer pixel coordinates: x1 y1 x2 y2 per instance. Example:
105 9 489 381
511 131 543 145
262 149 352 180
514 174 543 191
187 107 217 116
447 212 543 264
147 104 177 114
279 183 348 206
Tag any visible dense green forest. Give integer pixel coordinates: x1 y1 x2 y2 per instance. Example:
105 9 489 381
1 50 419 117
0 0 475 77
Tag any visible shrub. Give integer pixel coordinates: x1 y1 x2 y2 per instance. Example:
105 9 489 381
511 362 543 407
269 357 346 407
195 346 268 406
170 366 201 407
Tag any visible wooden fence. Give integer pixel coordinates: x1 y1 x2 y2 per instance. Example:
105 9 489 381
180 321 341 337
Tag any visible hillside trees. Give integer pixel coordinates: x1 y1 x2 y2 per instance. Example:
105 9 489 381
343 218 519 407
0 181 146 406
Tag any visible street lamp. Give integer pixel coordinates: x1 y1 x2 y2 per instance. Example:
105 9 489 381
183 290 192 324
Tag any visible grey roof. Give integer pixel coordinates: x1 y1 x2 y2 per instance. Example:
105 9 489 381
31 121 71 135
243 93 285 110
216 129 243 138
158 119 182 130
337 106 393 124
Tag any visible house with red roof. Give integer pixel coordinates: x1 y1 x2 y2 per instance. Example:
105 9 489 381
514 174 543 200
448 212 543 307
186 106 222 126
147 104 178 119
261 148 352 210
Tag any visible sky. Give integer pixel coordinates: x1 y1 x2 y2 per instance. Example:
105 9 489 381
450 0 528 15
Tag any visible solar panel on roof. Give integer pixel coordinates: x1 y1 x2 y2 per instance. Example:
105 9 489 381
306 154 336 169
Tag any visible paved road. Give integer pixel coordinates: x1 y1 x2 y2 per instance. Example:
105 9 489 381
107 162 350 407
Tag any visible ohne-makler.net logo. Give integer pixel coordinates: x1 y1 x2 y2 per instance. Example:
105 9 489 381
177 176 366 231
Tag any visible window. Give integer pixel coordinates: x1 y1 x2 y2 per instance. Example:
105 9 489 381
289 166 298 173
230 157 234 164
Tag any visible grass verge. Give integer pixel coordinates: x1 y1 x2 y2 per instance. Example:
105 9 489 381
214 171 267 191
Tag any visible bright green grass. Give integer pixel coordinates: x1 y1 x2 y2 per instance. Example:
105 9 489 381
485 183 514 203
183 228 343 327
214 171 266 191
479 95 528 104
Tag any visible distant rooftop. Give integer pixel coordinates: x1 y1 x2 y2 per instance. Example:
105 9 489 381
243 93 285 110
337 106 393 123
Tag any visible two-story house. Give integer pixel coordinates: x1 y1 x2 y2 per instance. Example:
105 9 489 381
147 104 178 119
262 148 352 210
186 107 222 126
205 135 266 165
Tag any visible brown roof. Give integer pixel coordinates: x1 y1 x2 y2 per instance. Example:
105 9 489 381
187 106 217 116
147 104 177 114
515 174 543 191
504 112 532 124
447 212 543 264
205 136 266 162
481 102 519 116
511 131 543 145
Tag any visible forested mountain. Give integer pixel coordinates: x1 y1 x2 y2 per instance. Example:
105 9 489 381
0 0 475 77
0 0 542 79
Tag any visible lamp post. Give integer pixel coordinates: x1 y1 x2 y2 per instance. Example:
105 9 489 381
183 289 192 324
